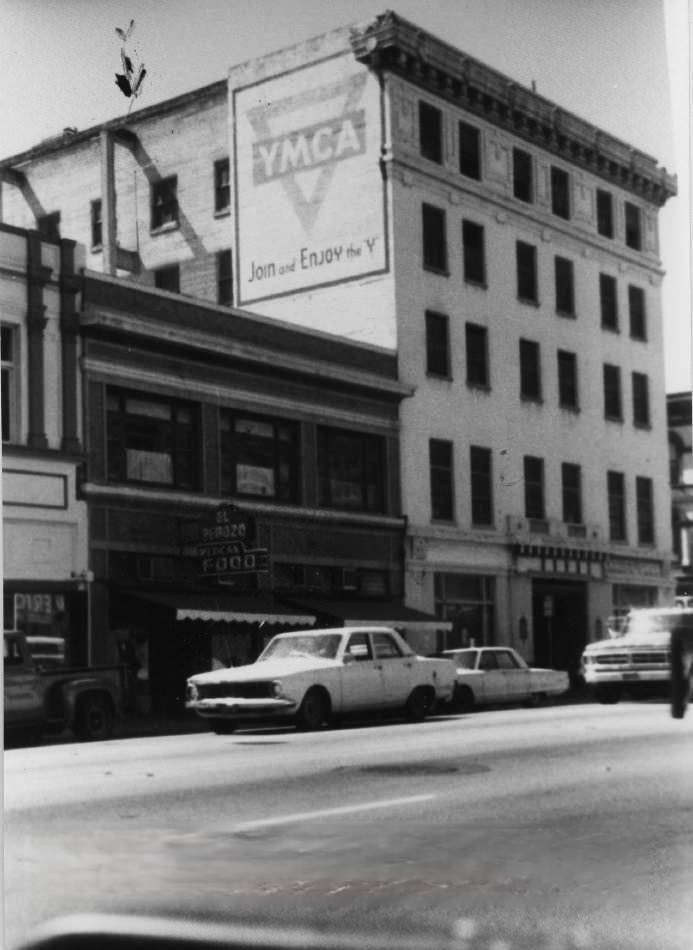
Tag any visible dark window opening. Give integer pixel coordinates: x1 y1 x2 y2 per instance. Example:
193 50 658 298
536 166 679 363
221 412 299 502
600 273 618 331
1 325 15 443
597 189 614 238
462 220 486 285
154 265 180 293
90 199 102 248
214 158 230 213
551 167 570 219
554 256 575 315
425 311 450 377
625 202 642 250
562 462 583 525
151 176 179 230
603 364 623 421
520 338 542 401
37 212 60 241
607 471 627 541
524 456 545 520
470 445 493 526
636 476 654 545
632 372 651 428
422 203 448 273
459 122 481 179
516 241 538 303
430 439 454 522
628 285 647 340
557 350 578 410
419 102 443 164
317 427 385 513
217 249 233 306
465 323 489 388
513 148 533 203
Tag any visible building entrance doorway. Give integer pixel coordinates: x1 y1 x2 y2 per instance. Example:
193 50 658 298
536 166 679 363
532 580 587 681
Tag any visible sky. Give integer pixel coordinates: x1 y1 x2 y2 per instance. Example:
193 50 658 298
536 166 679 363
1 0 690 393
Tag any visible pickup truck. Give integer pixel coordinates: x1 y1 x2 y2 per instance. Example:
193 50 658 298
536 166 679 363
581 606 693 704
4 630 125 742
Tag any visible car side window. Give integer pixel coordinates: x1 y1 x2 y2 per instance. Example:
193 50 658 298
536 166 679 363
478 650 498 671
496 650 521 670
372 633 404 660
345 633 373 661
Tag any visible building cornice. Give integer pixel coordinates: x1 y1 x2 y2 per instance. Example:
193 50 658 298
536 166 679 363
350 11 676 207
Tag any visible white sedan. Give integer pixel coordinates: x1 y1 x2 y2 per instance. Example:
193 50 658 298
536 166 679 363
443 646 570 711
186 626 456 732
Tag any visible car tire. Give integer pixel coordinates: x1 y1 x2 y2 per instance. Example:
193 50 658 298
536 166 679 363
671 634 691 720
404 686 435 722
454 684 475 713
210 720 236 734
296 687 330 731
74 694 114 741
594 685 621 705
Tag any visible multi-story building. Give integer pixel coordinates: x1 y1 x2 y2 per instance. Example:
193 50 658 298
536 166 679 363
1 224 89 662
668 392 693 600
0 12 678 677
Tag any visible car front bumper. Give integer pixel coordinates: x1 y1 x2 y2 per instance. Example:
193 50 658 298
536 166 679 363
186 697 298 720
583 669 670 685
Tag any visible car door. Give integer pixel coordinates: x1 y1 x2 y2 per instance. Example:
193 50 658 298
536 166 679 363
3 635 44 727
495 649 531 702
340 632 386 712
476 649 505 702
371 631 415 707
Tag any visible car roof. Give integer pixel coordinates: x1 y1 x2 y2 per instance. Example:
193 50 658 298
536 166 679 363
273 626 399 637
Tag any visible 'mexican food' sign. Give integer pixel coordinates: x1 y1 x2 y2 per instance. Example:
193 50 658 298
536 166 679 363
233 53 387 304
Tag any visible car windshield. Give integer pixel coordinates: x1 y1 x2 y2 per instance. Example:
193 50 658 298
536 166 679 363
449 650 478 669
258 633 342 661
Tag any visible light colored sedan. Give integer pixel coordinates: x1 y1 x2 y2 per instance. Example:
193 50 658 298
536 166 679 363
186 626 456 732
443 646 569 711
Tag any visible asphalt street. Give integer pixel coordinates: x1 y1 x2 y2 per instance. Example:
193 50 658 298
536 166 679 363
4 702 693 950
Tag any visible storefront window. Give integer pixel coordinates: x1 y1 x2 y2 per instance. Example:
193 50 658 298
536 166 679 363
317 427 385 512
610 584 657 629
220 412 298 501
434 573 495 649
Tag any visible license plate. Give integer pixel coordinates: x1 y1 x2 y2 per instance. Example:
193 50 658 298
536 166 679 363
622 672 640 681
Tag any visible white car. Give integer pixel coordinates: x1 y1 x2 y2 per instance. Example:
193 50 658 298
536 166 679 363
442 646 570 711
186 626 456 733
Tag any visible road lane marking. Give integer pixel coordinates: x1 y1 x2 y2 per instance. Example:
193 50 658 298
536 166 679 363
231 793 436 833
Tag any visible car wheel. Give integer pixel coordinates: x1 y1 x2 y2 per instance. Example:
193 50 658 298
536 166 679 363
594 685 620 704
296 687 330 731
210 721 236 734
404 686 435 722
454 684 475 713
74 695 114 741
671 634 691 720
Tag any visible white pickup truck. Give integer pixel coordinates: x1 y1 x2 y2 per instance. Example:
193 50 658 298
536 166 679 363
186 626 456 732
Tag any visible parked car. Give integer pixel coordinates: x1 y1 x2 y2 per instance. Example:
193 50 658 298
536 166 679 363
186 626 456 732
442 646 570 711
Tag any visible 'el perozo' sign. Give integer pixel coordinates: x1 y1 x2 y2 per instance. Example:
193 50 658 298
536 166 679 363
195 506 269 578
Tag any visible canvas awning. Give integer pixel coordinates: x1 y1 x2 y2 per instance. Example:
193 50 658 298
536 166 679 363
278 599 451 633
123 591 315 627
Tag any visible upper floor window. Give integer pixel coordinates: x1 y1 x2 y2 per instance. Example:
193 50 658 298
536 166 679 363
557 349 578 410
636 476 655 545
106 389 198 489
524 456 545 520
607 470 627 541
625 202 642 250
462 220 486 285
470 445 493 526
221 412 298 501
419 101 443 164
603 363 623 421
217 249 233 306
554 256 575 316
154 264 180 293
550 166 570 219
422 203 448 273
430 438 454 521
317 427 385 513
214 158 230 213
600 273 618 331
465 323 489 389
151 176 178 230
562 462 583 526
90 199 102 249
596 189 614 238
632 372 651 428
519 338 542 402
37 212 60 241
425 311 450 378
628 285 647 340
513 148 533 203
458 121 481 179
516 241 538 303
1 325 17 443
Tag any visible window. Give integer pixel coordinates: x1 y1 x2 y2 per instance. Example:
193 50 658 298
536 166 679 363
217 250 233 306
151 175 178 230
596 189 614 238
628 285 647 340
496 650 522 670
513 148 533 203
625 202 642 250
465 323 489 388
470 445 493 526
603 364 623 420
373 632 404 659
516 241 538 303
607 471 627 541
153 265 180 293
434 574 495 649
317 427 385 513
599 273 618 331
462 220 486 285
562 462 583 525
419 102 442 164
214 158 230 213
429 439 454 521
221 412 298 501
557 350 578 410
632 372 651 428
519 338 542 401
422 203 447 272
345 633 373 661
37 212 60 241
551 167 571 219
106 389 198 489
524 456 545 520
90 199 102 248
425 311 450 377
554 256 575 315
636 476 655 545
458 121 481 179
1 325 16 442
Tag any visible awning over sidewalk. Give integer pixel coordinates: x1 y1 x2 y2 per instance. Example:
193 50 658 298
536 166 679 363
124 591 316 627
279 598 451 633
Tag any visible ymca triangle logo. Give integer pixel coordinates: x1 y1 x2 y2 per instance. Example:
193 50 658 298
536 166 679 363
246 72 368 234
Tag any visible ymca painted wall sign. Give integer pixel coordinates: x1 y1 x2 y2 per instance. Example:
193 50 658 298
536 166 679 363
233 53 387 305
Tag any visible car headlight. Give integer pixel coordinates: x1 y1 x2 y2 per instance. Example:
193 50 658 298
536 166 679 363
271 680 283 698
186 682 199 702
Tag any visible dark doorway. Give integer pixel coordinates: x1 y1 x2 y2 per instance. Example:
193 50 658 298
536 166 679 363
532 580 587 682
